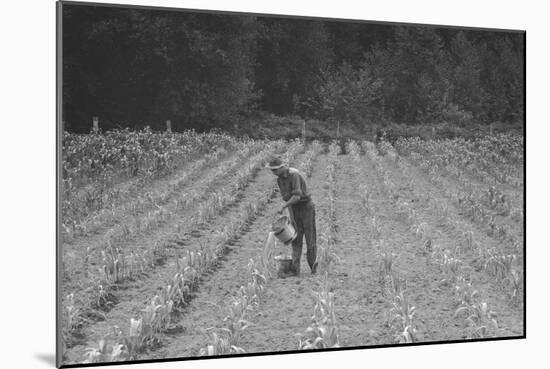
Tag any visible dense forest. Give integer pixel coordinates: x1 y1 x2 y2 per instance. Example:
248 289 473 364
62 4 524 133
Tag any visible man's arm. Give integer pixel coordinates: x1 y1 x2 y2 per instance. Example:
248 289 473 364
280 195 301 213
278 171 304 213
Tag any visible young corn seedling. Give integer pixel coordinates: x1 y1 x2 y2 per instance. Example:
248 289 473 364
91 280 116 311
199 331 246 356
317 233 340 274
503 269 523 302
484 248 517 282
453 276 478 306
381 251 397 277
221 309 253 349
138 295 172 348
360 185 370 215
407 208 417 226
372 217 382 239
298 274 340 349
62 293 85 346
413 222 428 240
381 270 406 298
247 259 267 297
440 254 462 284
387 289 417 343
101 247 121 284
210 287 254 352
461 230 476 252
82 338 114 363
454 301 498 339
389 272 406 296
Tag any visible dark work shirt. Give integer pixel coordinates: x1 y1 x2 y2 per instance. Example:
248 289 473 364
277 167 311 203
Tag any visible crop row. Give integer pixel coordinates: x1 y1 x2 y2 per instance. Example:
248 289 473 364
387 141 522 252
200 141 323 356
394 135 523 188
62 128 240 189
75 141 318 363
367 140 507 342
359 141 421 343
315 142 341 275
62 141 298 356
84 140 286 283
393 139 522 224
63 140 264 239
390 141 523 302
297 141 341 350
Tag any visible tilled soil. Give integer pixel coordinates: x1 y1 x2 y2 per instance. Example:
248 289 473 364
62 144 524 365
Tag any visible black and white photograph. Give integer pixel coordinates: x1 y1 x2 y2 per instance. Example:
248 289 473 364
56 0 526 367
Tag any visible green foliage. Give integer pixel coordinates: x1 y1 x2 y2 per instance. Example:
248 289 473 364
62 4 524 131
306 62 384 125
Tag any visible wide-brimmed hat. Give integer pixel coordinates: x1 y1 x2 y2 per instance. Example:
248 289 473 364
266 157 285 170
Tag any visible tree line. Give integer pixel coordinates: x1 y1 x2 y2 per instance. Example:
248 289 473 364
62 4 524 133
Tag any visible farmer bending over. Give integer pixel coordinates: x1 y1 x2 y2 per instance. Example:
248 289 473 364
267 157 317 277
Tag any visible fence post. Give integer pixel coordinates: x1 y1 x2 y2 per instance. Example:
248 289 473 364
166 119 172 133
337 121 340 139
302 120 306 144
92 116 99 134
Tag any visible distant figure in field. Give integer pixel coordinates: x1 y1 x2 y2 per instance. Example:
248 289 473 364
267 157 317 277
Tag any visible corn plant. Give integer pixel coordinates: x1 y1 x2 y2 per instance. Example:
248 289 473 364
381 251 397 276
82 337 127 363
199 331 246 356
484 248 517 282
461 230 476 252
371 217 382 239
389 272 406 296
386 282 417 343
404 207 416 226
91 281 115 311
440 254 462 283
503 269 523 302
298 274 340 349
247 259 267 298
453 276 478 306
79 140 314 363
223 291 254 344
317 233 340 274
138 296 170 347
412 222 428 240
62 293 85 346
359 185 370 215
454 301 498 339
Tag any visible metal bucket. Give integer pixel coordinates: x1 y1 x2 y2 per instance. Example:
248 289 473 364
274 255 293 276
271 215 297 244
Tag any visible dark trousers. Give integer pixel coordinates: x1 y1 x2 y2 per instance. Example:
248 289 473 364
288 200 317 273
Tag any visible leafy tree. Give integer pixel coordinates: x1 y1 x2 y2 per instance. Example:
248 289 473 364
254 18 333 115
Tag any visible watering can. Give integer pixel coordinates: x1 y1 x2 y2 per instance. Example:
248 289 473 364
271 214 297 244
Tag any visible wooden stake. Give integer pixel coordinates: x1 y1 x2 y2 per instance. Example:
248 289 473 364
92 117 99 133
337 121 340 139
166 119 172 133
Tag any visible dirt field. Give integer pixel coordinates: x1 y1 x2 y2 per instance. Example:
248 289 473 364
61 140 524 365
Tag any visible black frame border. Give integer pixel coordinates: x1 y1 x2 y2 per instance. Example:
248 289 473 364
55 1 527 368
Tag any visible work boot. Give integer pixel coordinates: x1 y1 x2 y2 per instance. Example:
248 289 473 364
278 269 300 279
311 261 318 275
